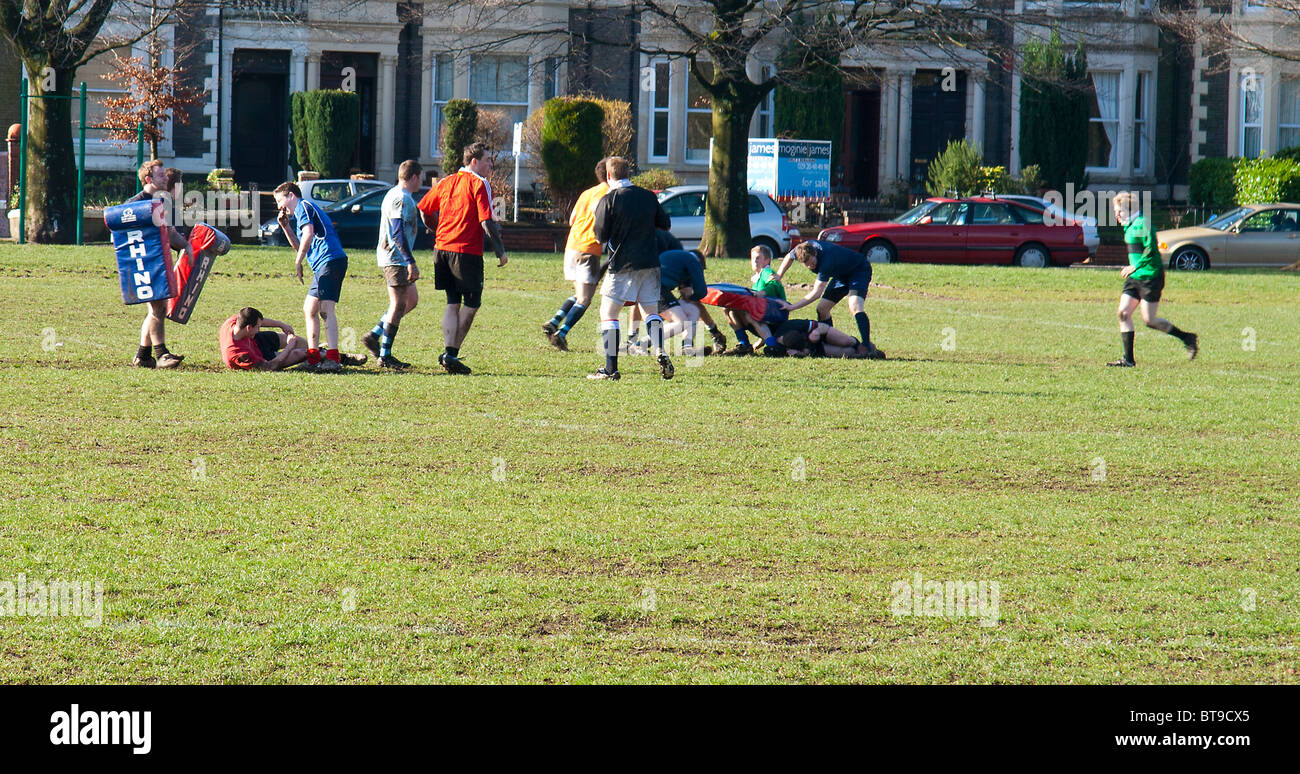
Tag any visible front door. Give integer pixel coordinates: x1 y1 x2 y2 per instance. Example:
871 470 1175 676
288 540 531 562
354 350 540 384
910 70 967 190
231 51 290 187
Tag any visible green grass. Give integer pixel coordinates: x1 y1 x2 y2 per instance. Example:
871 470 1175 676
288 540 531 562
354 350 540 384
1 243 1297 683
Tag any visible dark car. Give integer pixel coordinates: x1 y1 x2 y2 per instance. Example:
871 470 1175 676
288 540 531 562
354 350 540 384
259 186 433 250
816 196 1090 268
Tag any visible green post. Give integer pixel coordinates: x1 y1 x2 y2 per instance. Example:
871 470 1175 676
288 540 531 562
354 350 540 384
76 82 86 246
17 78 27 245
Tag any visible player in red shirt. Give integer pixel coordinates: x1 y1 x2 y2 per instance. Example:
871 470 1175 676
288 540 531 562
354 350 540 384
416 142 509 375
219 307 309 371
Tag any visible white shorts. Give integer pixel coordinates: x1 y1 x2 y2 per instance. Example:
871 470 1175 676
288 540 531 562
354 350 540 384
563 248 600 284
602 267 661 306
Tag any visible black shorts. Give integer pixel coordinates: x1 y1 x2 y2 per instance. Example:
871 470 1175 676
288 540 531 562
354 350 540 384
660 286 680 310
823 269 871 304
254 331 282 361
1122 273 1164 303
434 249 484 307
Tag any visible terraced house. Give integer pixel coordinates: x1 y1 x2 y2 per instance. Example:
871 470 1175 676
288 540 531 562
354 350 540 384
14 1 1300 202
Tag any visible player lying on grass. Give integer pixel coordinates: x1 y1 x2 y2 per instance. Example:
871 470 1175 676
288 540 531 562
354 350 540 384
1107 191 1198 367
767 319 872 358
219 307 309 371
775 240 884 359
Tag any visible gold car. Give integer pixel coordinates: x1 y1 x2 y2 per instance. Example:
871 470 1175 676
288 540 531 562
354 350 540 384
1158 203 1300 269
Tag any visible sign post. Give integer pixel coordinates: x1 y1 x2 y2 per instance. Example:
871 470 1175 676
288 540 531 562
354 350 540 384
512 121 522 223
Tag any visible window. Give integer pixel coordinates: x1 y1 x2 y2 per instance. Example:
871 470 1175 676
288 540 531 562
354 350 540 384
75 41 136 145
661 192 705 218
649 59 671 161
1133 72 1150 174
968 203 1015 225
542 57 561 101
1010 204 1044 224
1241 71 1262 159
308 182 351 204
686 61 713 163
755 65 774 137
431 54 454 156
1238 209 1297 231
1279 76 1300 151
926 201 964 225
1087 71 1121 170
470 54 529 128
748 195 766 214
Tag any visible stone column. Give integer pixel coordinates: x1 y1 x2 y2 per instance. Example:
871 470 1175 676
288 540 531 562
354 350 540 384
378 54 398 178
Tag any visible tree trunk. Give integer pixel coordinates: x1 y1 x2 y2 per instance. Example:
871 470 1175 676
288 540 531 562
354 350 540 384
23 63 79 244
699 90 762 260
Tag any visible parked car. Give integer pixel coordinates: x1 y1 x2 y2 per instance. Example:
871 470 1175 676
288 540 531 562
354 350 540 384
258 178 390 246
655 185 801 255
263 186 434 250
996 194 1100 255
815 196 1090 267
1157 203 1300 270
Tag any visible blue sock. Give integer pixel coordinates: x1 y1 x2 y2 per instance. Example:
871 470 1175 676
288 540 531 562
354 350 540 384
371 322 385 339
733 328 750 346
550 297 576 326
764 336 778 349
379 323 397 357
558 302 586 335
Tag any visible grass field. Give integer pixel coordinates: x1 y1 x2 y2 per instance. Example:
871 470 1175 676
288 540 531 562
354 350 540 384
1 242 1296 683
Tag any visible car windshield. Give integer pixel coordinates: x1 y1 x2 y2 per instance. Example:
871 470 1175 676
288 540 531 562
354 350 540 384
327 189 384 211
893 200 940 224
1204 207 1252 231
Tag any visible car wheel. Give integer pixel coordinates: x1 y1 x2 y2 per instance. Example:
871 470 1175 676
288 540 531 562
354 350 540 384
752 236 780 256
862 239 897 264
1170 246 1208 271
1014 243 1050 268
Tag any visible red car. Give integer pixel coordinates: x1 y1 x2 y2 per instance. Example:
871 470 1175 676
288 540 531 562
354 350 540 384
817 197 1090 267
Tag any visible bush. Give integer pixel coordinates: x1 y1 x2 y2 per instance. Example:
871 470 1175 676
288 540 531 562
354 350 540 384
631 168 681 191
520 94 632 212
1234 157 1300 204
1017 164 1044 196
1273 146 1300 162
540 98 605 212
925 140 983 197
291 92 311 171
1019 30 1090 192
1188 157 1238 209
441 99 478 176
305 90 359 178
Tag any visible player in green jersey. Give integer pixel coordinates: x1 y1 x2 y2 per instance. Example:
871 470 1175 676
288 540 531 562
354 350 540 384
1109 192 1198 367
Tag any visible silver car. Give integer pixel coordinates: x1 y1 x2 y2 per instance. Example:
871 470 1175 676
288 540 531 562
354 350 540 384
655 185 799 255
997 194 1100 256
258 178 390 246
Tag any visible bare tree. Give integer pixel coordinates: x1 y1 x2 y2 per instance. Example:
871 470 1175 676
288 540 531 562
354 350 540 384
429 1 994 257
1159 2 1300 66
1 0 203 242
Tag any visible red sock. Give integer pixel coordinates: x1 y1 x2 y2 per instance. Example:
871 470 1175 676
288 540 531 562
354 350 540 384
326 349 340 362
306 348 321 364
